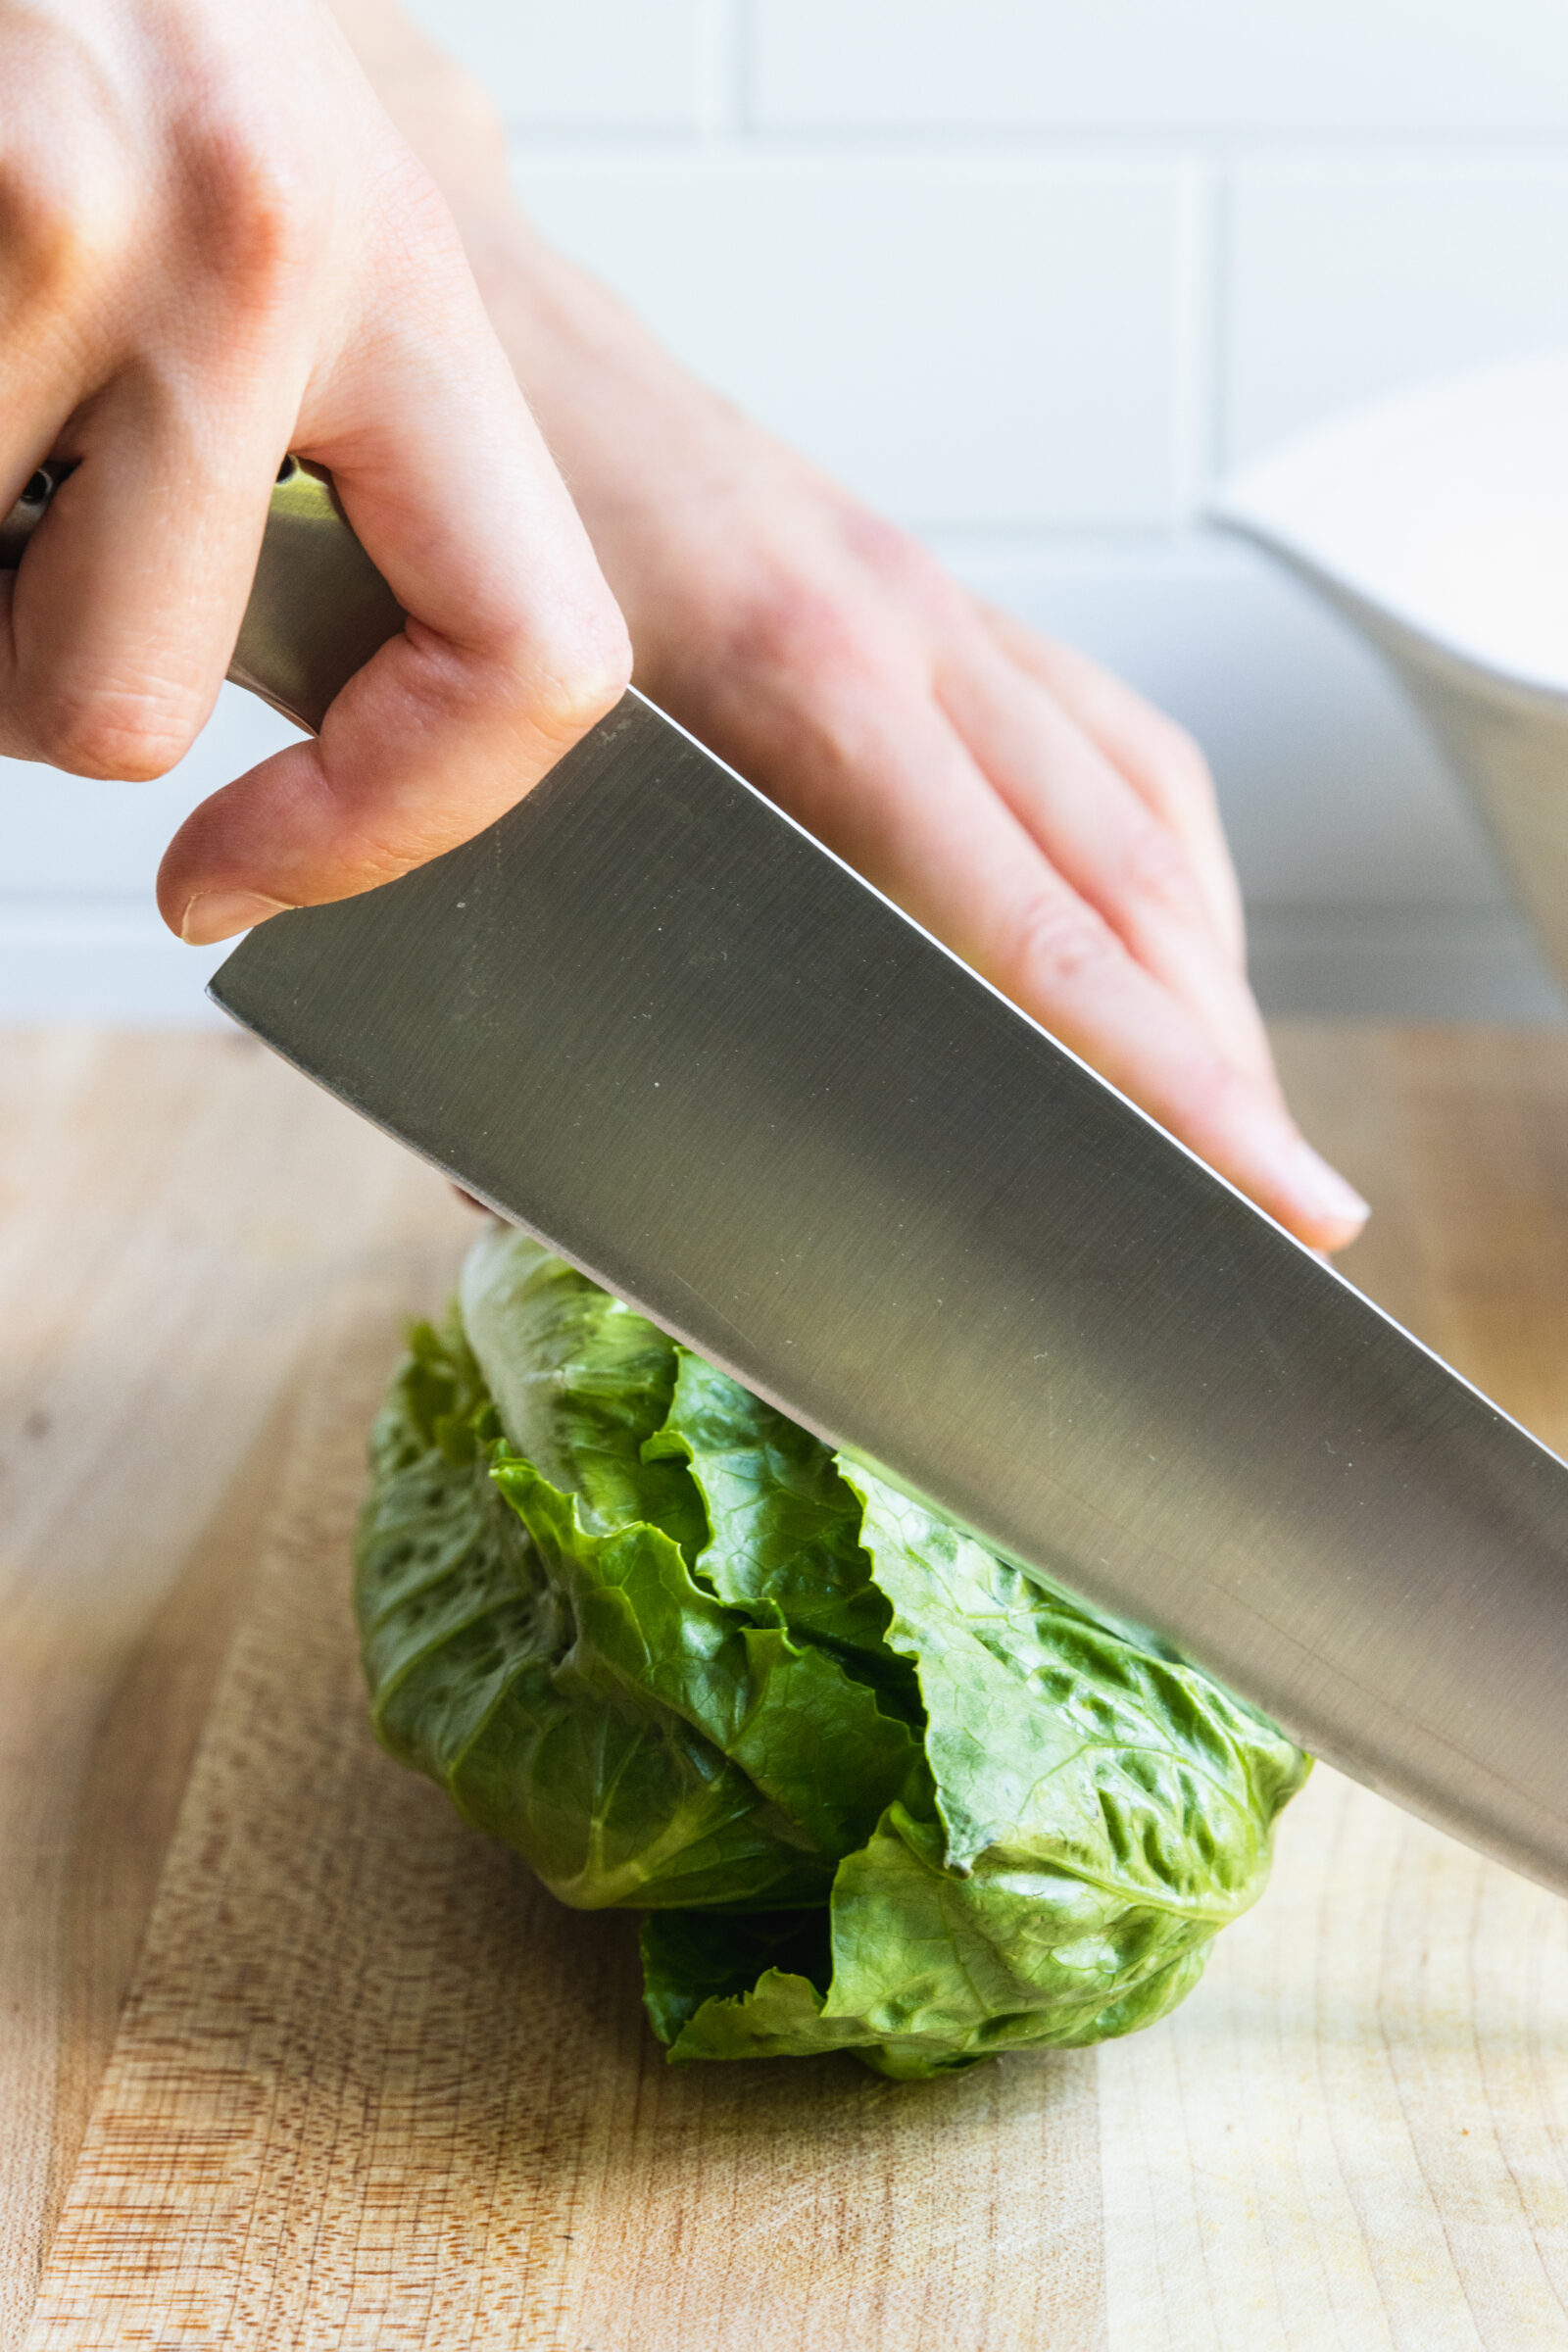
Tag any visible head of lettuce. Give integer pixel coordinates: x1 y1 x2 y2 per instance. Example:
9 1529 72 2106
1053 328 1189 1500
356 1225 1308 2080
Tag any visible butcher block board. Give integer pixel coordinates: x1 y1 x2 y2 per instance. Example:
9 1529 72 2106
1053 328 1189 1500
7 1024 1568 2351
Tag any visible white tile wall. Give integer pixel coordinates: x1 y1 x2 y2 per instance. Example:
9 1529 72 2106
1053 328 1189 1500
750 0 1568 134
0 692 297 1026
406 0 710 131
516 159 1187 528
0 691 295 899
8 0 1568 1020
1227 168 1568 463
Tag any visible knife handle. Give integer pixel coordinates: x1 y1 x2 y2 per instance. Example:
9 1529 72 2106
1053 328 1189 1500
0 456 404 737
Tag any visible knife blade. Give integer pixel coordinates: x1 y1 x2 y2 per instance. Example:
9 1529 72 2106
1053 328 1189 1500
11 458 1567 1895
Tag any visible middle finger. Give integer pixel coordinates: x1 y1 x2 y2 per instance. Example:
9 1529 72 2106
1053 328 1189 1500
934 625 1277 1091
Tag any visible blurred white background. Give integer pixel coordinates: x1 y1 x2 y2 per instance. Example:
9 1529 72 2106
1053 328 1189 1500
8 0 1568 1021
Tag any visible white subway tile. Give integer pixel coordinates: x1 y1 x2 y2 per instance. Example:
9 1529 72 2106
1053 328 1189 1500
513 159 1184 527
0 688 297 898
400 0 706 131
1226 168 1568 464
751 0 1568 133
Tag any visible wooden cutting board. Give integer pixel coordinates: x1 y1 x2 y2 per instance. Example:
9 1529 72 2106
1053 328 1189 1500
7 1025 1568 2351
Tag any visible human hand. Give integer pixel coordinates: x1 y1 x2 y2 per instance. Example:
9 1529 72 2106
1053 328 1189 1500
337 0 1367 1254
567 426 1367 1255
0 0 629 945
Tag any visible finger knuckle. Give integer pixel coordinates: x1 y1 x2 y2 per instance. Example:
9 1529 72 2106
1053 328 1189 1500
838 507 947 600
731 576 862 680
721 576 913 734
177 123 314 312
1011 891 1122 997
0 148 123 316
28 681 196 782
1119 819 1207 924
519 611 633 744
712 582 918 790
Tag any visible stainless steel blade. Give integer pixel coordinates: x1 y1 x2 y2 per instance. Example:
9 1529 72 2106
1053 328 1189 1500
212 688 1568 1896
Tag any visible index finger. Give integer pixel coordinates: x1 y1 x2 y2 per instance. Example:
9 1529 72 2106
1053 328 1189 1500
158 181 629 940
717 640 1367 1251
975 602 1247 968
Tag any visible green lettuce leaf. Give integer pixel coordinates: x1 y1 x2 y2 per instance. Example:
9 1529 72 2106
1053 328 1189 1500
356 1227 1309 2077
458 1223 706 1552
648 1348 921 1713
643 1805 1216 2080
489 1450 924 1868
358 1319 818 1910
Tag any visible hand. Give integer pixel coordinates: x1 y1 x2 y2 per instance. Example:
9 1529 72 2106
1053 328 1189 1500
555 421 1367 1255
0 0 629 944
340 0 1367 1255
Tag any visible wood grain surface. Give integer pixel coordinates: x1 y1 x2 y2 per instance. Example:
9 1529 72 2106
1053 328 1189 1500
6 1024 1568 2349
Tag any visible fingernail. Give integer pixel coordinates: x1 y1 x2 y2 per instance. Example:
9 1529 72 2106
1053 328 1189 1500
179 891 291 947
1286 1139 1370 1233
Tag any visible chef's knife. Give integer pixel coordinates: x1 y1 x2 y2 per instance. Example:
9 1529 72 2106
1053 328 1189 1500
9 459 1568 1896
